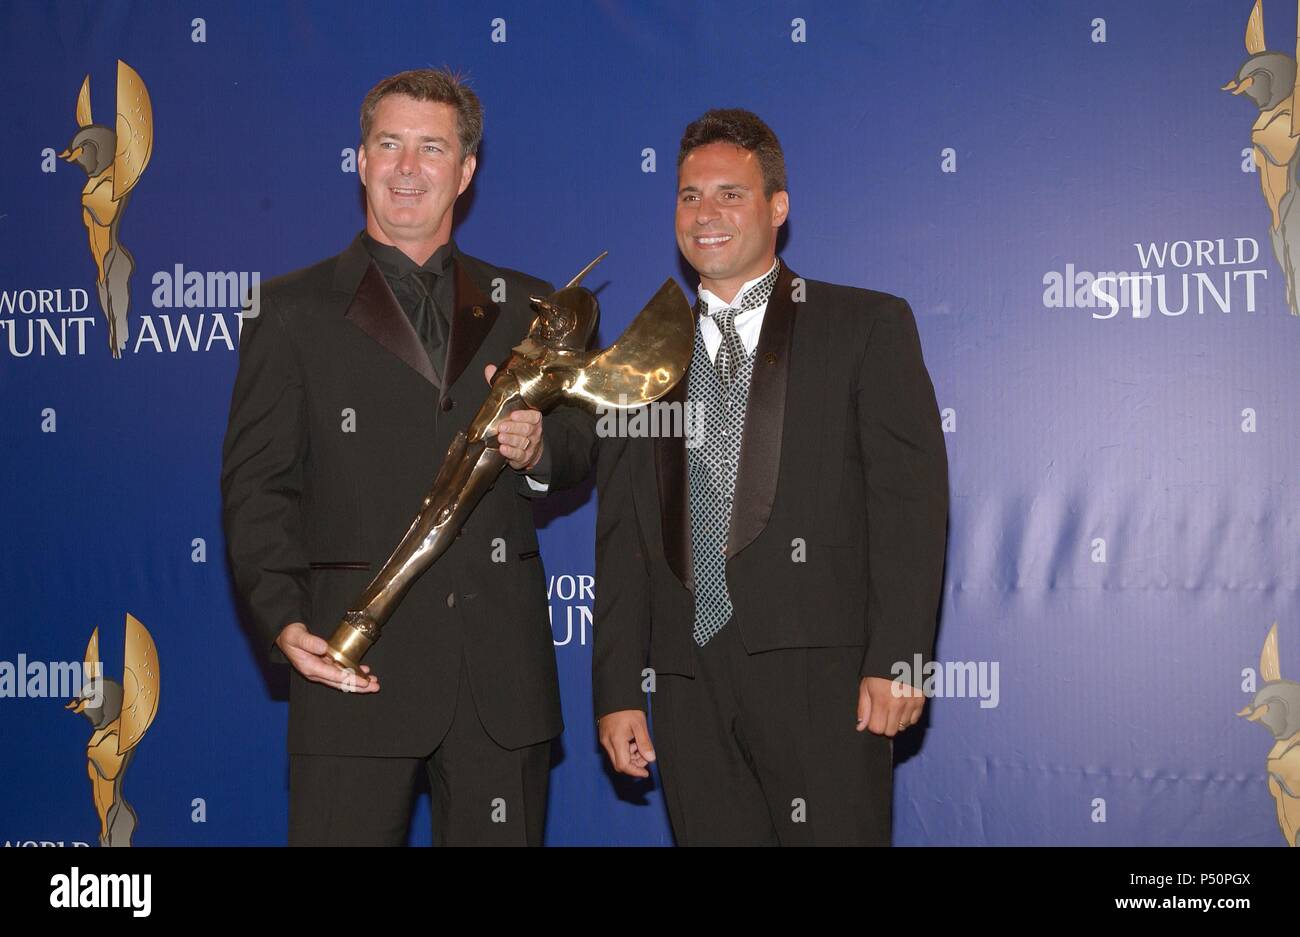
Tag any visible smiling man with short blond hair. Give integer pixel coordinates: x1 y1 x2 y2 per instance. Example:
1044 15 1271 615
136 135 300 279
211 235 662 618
222 68 594 846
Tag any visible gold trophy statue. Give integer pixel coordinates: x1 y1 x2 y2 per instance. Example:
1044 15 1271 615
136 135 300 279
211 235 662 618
325 254 693 672
59 60 154 357
66 614 160 847
1237 623 1300 846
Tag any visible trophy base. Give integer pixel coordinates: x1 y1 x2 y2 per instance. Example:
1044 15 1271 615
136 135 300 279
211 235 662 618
325 617 376 674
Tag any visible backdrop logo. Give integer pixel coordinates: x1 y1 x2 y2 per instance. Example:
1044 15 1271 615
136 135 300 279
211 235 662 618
1238 623 1300 846
66 614 160 847
1224 0 1300 315
58 59 153 357
1041 240 1267 318
1040 0 1300 320
0 59 252 359
549 574 593 647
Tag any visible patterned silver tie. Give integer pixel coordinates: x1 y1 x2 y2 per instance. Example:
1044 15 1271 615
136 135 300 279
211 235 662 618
700 260 781 391
706 305 746 391
689 260 781 646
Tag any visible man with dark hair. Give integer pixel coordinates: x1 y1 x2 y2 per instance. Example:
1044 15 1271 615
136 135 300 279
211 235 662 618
593 108 948 845
222 68 594 845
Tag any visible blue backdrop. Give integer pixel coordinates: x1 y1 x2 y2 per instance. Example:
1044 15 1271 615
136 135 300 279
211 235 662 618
2 0 1295 846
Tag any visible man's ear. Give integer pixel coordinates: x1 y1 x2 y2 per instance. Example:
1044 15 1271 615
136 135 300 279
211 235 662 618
771 190 790 228
356 142 367 186
457 153 478 197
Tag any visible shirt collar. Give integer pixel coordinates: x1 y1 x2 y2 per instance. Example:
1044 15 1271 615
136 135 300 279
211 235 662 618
696 257 780 315
360 229 455 279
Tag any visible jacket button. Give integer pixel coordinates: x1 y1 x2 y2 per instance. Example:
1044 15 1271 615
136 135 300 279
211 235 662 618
472 305 485 318
441 396 454 412
446 592 457 608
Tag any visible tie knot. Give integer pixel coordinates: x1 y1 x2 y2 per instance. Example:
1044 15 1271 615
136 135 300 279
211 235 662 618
707 305 740 330
410 270 439 296
696 259 782 324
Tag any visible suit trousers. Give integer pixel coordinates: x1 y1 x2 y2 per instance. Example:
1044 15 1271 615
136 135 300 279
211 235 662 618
651 621 894 846
287 652 550 846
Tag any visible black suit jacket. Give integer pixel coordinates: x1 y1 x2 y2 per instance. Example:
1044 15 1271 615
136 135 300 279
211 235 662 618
222 231 595 755
592 262 948 717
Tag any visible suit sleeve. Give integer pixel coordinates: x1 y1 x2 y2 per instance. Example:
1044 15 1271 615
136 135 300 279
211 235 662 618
591 431 653 717
220 295 311 666
856 297 949 682
531 402 596 493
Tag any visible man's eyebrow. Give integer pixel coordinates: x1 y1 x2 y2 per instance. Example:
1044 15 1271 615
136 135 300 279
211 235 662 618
677 182 751 194
374 131 452 143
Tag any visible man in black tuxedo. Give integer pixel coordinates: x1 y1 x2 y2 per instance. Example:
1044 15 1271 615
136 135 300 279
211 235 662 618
593 109 948 845
221 68 594 846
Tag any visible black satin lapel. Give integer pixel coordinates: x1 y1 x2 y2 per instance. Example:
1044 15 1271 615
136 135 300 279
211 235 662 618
655 372 693 592
727 263 798 559
445 260 501 392
331 233 373 294
344 261 440 388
